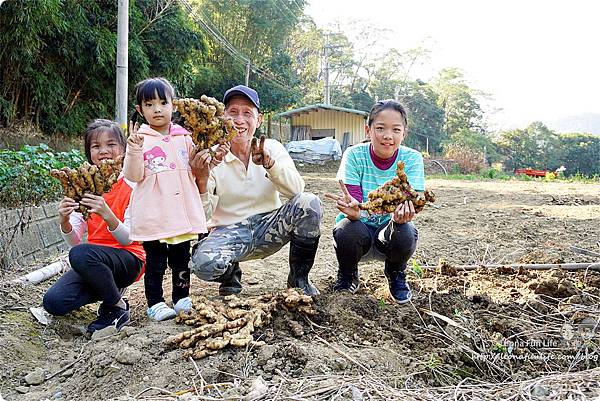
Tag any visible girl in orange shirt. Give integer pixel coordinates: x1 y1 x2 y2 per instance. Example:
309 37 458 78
43 119 145 334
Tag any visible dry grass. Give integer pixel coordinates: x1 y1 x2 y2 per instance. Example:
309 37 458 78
113 368 600 400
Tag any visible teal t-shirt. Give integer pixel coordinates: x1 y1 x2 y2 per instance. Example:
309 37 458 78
335 143 425 227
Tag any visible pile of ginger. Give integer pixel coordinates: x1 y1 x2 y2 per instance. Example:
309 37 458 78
172 95 238 151
49 156 123 219
165 288 315 360
359 161 436 214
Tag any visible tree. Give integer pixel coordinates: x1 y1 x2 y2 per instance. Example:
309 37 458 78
131 0 208 96
286 18 325 105
496 122 560 171
430 68 485 136
557 133 600 177
191 0 305 111
286 21 394 111
396 80 445 153
0 0 206 134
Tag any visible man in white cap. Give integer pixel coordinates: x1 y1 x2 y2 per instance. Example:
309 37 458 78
189 85 322 296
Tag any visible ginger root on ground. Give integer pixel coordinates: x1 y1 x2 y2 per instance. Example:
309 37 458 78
49 156 123 219
172 96 238 151
165 288 316 359
358 161 436 214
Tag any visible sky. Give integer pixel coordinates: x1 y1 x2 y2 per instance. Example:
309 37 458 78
305 0 600 130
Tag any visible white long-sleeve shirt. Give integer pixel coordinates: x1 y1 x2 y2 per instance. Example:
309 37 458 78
201 139 304 228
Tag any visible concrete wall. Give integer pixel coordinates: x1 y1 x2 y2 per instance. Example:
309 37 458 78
0 202 67 270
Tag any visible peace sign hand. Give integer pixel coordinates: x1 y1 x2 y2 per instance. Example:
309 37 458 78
127 121 144 150
250 135 274 169
324 180 361 220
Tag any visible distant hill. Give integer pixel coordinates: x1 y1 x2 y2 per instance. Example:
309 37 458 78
545 113 600 135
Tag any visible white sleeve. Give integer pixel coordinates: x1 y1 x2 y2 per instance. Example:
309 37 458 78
201 170 218 220
264 140 305 198
61 212 87 247
108 203 133 245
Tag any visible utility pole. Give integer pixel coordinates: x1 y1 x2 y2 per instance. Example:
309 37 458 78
323 34 330 105
116 0 128 131
245 61 251 86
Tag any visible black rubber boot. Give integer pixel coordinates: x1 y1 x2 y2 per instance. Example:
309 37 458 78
384 262 412 304
288 236 320 296
216 262 243 296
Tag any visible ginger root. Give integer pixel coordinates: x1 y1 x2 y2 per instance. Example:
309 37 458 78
358 161 435 214
172 96 238 151
165 288 316 359
50 156 124 219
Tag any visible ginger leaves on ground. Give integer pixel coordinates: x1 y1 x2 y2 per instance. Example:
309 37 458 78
165 288 316 359
172 96 238 150
49 156 123 219
359 161 436 214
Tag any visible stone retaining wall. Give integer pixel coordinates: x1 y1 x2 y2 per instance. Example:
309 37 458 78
0 202 67 270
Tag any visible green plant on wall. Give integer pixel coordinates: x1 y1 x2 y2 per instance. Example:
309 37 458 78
0 144 84 207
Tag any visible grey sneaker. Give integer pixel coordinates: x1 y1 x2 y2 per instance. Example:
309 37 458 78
147 301 176 321
173 297 193 314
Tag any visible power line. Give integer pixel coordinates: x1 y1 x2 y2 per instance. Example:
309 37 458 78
272 1 296 23
289 0 304 15
277 0 298 22
178 0 295 91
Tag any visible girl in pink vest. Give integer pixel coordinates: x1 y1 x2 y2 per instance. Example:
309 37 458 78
123 77 208 321
43 119 146 334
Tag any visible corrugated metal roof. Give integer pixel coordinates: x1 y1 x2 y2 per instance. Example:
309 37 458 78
276 103 368 118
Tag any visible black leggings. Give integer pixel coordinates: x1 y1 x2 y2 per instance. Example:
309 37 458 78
333 218 418 272
143 240 191 307
43 244 142 316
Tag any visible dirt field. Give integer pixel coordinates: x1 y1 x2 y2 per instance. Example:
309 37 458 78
1 169 600 400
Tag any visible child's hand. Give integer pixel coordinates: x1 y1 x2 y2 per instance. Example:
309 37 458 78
324 180 361 220
127 132 144 150
391 200 415 224
58 197 78 222
250 135 274 169
79 193 110 220
128 120 140 137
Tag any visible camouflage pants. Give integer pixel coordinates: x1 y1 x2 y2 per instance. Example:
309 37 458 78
191 192 323 281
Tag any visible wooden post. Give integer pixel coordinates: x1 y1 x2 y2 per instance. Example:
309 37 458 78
278 118 282 142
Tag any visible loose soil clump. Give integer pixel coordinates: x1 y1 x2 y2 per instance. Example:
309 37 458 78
1 173 599 400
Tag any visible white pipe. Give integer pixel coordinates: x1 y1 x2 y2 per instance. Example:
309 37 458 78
12 257 70 285
422 262 600 271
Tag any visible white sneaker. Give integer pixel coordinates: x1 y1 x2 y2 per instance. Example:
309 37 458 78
147 302 176 321
173 297 193 314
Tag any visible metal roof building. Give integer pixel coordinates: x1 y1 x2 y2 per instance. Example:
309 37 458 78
276 103 368 150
